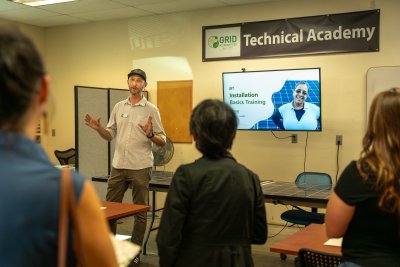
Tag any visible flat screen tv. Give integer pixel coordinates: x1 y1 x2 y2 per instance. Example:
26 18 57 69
222 67 321 131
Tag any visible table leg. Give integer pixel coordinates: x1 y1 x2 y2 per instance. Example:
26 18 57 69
143 190 156 255
108 220 117 235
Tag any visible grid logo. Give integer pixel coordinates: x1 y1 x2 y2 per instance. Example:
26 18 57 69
204 26 241 59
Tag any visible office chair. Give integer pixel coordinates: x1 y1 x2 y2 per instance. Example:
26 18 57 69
280 172 332 226
54 148 76 165
297 248 341 267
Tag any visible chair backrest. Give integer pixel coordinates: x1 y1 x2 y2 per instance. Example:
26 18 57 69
295 172 332 189
298 248 341 267
54 148 76 165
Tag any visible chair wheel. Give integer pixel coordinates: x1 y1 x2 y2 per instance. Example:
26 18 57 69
280 253 287 260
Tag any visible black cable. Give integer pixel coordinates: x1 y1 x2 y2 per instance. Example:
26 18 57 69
335 143 340 183
303 132 309 172
268 222 289 238
267 204 293 238
270 131 291 139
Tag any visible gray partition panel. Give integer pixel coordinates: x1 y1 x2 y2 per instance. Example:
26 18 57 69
75 86 109 179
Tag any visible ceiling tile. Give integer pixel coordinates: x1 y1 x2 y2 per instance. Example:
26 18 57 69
137 0 225 14
219 0 275 4
0 7 58 20
37 0 126 14
111 0 177 6
0 1 28 11
71 7 153 21
23 15 88 27
0 0 279 27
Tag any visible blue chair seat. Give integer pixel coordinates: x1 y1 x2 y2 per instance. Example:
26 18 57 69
281 209 325 226
280 172 332 227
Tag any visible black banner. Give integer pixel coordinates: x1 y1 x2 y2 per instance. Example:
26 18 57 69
202 10 379 61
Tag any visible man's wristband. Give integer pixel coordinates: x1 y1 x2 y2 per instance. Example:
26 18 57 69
147 132 155 139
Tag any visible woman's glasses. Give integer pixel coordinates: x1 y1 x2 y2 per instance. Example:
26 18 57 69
295 89 308 96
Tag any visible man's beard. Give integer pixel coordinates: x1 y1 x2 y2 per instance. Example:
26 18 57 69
131 87 143 96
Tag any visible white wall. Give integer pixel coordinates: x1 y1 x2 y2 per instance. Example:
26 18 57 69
13 0 400 224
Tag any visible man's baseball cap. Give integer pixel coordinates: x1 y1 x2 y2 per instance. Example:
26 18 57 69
127 69 146 82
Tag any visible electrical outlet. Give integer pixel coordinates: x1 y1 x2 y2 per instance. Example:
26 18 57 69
336 135 343 145
291 134 298 144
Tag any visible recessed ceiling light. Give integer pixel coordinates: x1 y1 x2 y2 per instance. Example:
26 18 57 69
11 0 77 7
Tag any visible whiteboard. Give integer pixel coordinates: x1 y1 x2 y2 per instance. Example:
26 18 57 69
366 66 400 119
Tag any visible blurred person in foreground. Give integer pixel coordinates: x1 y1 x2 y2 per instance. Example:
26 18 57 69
156 99 268 267
325 88 400 267
0 24 118 267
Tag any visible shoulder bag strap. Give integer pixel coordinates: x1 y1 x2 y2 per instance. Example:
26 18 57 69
66 171 86 266
58 168 71 267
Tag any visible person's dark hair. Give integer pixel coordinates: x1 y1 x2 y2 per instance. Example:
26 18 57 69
295 81 309 90
190 99 238 159
0 24 45 131
357 87 400 218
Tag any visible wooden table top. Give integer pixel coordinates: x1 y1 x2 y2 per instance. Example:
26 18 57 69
270 223 342 256
101 201 150 221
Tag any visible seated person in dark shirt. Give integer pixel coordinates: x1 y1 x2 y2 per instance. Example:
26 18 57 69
271 82 320 130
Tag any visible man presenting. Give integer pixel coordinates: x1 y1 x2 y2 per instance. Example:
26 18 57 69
85 69 166 266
